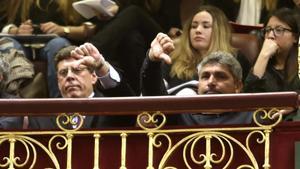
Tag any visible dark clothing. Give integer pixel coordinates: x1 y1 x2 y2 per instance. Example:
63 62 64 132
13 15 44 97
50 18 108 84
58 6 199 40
0 92 23 129
140 52 252 125
244 65 300 93
90 5 163 65
180 112 253 125
29 82 136 129
141 51 250 96
119 0 182 31
90 5 163 95
204 0 240 22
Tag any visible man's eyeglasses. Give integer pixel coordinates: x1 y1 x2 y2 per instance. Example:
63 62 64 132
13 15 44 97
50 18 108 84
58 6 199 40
58 66 89 78
262 26 292 37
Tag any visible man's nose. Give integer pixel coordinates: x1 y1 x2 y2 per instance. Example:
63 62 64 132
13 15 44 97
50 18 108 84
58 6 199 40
207 75 216 84
65 69 76 78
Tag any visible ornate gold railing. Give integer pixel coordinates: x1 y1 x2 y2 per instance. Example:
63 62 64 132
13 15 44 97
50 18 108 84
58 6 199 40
0 92 298 169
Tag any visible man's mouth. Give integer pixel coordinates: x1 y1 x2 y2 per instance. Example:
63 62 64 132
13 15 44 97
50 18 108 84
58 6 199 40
205 90 222 94
65 85 80 91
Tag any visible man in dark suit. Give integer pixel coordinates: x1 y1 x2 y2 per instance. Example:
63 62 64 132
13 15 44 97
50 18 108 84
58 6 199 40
0 58 23 129
29 43 135 129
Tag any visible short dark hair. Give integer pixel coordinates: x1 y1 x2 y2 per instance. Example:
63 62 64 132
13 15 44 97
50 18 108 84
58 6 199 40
197 51 243 82
54 45 77 70
54 45 95 73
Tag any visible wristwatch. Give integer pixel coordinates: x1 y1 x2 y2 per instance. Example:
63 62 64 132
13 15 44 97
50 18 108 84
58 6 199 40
63 26 70 36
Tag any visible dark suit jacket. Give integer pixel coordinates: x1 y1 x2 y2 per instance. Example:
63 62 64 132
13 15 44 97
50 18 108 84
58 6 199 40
0 92 23 129
28 80 136 129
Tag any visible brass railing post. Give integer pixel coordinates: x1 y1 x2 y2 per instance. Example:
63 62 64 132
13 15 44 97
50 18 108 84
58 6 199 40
263 129 271 169
93 134 100 169
120 133 128 169
8 137 16 169
147 132 154 169
66 133 73 169
204 135 212 169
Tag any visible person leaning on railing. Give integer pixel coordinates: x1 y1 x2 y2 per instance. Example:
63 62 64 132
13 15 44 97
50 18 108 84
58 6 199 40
0 58 23 129
28 43 135 129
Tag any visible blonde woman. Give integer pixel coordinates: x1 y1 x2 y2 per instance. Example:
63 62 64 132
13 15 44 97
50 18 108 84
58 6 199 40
141 5 250 96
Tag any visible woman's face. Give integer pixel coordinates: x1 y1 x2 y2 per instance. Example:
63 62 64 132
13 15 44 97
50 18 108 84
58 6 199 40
264 16 297 54
189 11 213 54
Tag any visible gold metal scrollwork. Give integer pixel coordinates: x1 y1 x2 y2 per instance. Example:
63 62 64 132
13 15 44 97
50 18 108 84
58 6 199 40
56 112 85 131
137 111 166 130
159 132 262 169
253 108 282 127
0 135 61 169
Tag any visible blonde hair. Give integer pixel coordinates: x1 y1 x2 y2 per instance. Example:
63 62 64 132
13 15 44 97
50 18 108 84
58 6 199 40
170 5 235 80
4 0 82 25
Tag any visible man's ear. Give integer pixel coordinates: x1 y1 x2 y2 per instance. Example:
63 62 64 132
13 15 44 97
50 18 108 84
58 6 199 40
91 72 98 85
235 80 243 93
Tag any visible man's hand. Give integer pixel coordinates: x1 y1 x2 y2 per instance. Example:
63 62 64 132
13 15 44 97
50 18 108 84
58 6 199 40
71 43 108 75
271 108 295 119
149 33 175 65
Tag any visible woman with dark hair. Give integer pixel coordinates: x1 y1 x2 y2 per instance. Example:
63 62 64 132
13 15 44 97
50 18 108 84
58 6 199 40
244 8 300 93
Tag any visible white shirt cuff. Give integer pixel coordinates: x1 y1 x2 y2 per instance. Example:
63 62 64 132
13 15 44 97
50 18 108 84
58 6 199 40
2 24 16 34
98 64 120 89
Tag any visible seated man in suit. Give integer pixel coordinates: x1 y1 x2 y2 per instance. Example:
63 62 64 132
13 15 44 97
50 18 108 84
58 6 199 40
0 58 23 129
29 43 135 129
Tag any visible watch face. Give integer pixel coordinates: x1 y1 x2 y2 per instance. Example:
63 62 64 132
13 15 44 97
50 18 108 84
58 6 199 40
64 27 70 34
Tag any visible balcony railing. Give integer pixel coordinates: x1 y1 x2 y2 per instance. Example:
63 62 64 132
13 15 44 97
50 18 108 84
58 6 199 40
0 92 299 169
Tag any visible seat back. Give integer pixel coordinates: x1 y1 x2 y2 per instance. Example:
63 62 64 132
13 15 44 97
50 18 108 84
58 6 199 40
231 33 261 65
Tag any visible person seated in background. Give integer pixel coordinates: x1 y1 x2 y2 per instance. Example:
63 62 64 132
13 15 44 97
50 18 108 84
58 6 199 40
142 29 252 124
0 58 23 129
89 2 165 95
29 43 135 129
1 0 166 96
244 8 300 93
140 5 251 97
0 0 97 98
242 8 300 120
141 24 296 125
